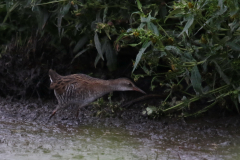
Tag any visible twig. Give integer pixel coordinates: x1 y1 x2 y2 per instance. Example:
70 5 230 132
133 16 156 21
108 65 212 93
121 94 167 108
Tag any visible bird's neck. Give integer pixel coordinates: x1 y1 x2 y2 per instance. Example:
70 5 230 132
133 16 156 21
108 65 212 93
103 79 120 92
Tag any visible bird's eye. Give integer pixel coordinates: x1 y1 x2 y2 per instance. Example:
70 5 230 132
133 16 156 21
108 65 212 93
128 83 132 86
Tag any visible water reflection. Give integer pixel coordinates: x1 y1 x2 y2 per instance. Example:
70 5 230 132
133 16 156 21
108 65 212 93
0 118 239 160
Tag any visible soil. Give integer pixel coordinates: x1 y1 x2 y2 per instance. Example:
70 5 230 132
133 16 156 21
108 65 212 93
1 96 240 134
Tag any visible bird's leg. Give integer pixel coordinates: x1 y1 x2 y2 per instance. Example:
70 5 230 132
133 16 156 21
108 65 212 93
49 105 61 120
75 109 80 118
75 107 83 118
75 104 88 119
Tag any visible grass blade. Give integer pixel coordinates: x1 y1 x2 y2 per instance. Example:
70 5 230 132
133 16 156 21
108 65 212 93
94 32 104 60
132 41 152 73
191 65 202 95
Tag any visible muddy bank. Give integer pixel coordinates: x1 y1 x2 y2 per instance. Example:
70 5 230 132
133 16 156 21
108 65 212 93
1 97 240 159
1 96 240 133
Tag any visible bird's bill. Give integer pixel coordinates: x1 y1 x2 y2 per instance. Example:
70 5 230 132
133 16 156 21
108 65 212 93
133 87 146 94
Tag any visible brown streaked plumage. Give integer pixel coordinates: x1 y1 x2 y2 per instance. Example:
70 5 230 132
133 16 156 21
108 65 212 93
48 69 145 119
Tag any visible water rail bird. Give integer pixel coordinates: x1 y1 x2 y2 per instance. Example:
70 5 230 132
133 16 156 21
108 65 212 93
48 69 145 119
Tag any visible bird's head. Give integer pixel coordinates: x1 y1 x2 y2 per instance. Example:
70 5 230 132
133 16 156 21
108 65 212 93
110 78 146 94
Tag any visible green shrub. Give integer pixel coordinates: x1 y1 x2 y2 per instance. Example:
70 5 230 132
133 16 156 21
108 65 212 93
1 0 240 117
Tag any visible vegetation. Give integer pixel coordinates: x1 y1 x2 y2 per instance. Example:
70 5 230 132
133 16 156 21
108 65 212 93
0 0 240 118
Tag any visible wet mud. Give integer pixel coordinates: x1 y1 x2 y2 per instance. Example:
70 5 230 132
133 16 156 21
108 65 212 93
1 97 240 159
1 97 240 130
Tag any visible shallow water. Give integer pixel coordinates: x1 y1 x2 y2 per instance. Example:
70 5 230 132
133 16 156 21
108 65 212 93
0 118 240 160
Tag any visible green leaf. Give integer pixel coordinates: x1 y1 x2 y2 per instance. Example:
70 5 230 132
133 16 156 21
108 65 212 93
229 19 240 32
233 36 240 43
226 42 240 51
104 28 111 40
165 46 182 55
179 14 194 37
132 41 152 73
128 42 142 47
105 40 117 71
195 4 227 35
40 8 49 30
164 8 183 23
103 6 108 23
101 37 108 54
195 17 214 35
218 0 224 9
115 33 125 44
130 11 141 17
3 1 20 23
73 35 89 53
142 65 150 75
94 54 101 68
0 23 15 31
213 61 230 85
229 0 238 16
238 93 240 104
197 0 209 9
138 23 146 29
215 5 227 16
94 37 108 67
94 32 104 60
71 48 89 63
142 12 155 24
150 22 159 36
141 16 149 23
136 0 143 12
57 15 62 36
233 98 239 113
61 2 71 16
160 6 167 18
190 65 202 95
219 36 231 44
57 2 71 36
160 51 167 57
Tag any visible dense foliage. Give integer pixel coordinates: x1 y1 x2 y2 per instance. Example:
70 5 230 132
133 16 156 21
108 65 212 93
0 0 240 117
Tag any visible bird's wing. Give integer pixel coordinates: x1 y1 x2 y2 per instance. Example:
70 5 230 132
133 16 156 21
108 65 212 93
50 74 102 95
